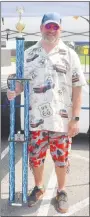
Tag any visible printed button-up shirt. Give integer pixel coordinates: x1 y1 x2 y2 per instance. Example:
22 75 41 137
23 40 86 132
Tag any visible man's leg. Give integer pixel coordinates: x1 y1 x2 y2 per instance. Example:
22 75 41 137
55 159 70 190
55 165 67 191
49 132 72 213
32 164 44 187
28 130 49 206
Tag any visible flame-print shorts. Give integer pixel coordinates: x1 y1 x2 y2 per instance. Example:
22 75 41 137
28 131 72 168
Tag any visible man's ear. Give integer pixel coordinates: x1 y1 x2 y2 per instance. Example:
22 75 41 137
60 25 62 32
40 25 43 32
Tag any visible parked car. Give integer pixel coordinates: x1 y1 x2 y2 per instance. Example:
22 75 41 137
79 84 89 134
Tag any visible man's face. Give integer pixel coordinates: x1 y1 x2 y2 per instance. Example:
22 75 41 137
40 22 61 44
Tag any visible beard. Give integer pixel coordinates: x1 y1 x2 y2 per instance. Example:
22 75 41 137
42 33 59 44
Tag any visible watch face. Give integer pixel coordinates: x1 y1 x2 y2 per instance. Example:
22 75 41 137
75 117 79 121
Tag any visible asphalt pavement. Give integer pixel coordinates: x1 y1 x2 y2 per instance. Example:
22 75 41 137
1 134 89 216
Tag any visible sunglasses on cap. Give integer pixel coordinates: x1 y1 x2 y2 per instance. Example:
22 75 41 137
45 23 60 30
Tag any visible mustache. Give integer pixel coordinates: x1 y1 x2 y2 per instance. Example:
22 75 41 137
46 32 56 36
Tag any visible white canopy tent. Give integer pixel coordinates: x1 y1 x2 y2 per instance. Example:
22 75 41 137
1 2 89 17
1 1 89 42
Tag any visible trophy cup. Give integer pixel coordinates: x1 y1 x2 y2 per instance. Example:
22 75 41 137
16 7 25 36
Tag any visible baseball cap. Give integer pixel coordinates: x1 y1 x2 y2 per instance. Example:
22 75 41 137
41 12 61 26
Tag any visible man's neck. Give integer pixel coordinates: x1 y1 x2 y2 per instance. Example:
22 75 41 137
41 39 59 53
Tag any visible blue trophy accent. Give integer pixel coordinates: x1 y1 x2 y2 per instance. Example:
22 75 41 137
9 38 29 204
9 79 15 203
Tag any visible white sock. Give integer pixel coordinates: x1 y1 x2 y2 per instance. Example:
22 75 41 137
57 188 65 193
37 185 44 189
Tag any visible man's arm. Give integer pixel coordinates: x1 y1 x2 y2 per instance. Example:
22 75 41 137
7 82 23 100
15 81 24 96
68 86 82 137
72 86 82 117
68 48 86 137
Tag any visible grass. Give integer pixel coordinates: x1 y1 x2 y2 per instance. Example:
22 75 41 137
87 80 90 84
11 57 16 62
79 56 89 65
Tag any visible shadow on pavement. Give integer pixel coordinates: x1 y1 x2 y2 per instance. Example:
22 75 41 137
72 133 89 151
1 193 50 216
1 140 22 180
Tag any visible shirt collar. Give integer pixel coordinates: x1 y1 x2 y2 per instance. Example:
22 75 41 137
58 40 68 51
35 39 67 55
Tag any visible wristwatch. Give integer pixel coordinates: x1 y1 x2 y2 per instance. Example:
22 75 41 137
71 117 79 121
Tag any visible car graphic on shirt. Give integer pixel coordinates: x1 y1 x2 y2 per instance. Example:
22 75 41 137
30 119 44 128
33 80 55 93
53 64 66 74
59 109 68 118
29 106 32 110
26 54 39 62
72 72 79 83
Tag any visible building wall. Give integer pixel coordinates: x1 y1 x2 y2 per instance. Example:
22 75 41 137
1 49 11 66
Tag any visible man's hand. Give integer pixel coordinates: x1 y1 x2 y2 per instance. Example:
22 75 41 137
7 82 23 100
68 120 79 137
7 89 16 101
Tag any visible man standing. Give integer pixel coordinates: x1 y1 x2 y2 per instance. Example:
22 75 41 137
7 12 86 213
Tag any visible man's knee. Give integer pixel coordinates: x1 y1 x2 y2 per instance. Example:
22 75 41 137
29 156 45 169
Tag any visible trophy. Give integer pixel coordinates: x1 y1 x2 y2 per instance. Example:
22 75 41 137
16 7 25 34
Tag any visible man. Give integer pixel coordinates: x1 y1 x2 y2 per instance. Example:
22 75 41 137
7 12 86 213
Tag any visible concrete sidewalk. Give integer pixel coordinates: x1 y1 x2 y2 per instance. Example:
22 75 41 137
1 137 89 216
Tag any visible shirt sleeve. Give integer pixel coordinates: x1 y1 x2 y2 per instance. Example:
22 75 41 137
71 50 87 87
